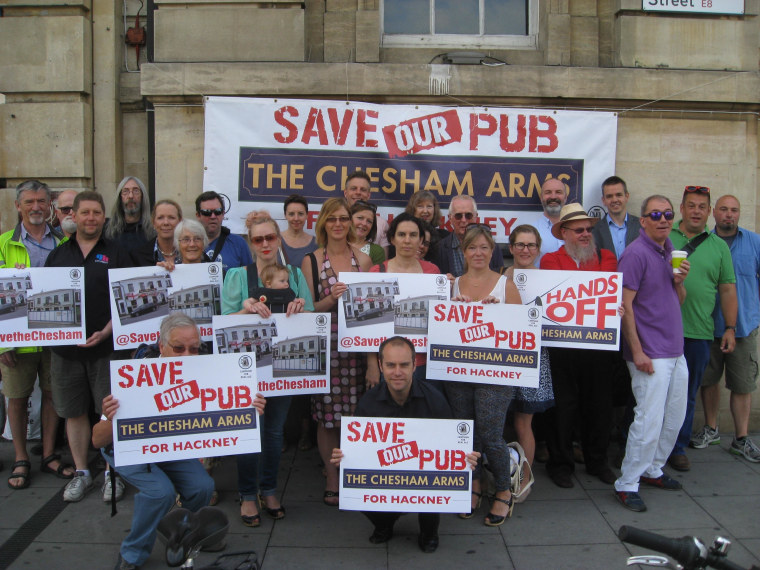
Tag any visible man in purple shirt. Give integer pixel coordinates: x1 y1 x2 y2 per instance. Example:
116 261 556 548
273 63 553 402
613 195 690 512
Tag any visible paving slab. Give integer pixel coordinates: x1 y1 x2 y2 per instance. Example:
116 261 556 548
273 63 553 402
693 494 760 539
509 542 631 569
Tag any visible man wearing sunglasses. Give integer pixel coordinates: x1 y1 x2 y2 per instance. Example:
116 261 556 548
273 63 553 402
434 195 503 277
667 186 737 472
692 195 760 463
54 189 78 238
194 191 253 273
614 196 690 512
540 203 619 488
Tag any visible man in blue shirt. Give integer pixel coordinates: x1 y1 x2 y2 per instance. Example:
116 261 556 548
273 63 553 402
592 176 641 260
690 195 760 462
195 191 253 272
535 177 567 263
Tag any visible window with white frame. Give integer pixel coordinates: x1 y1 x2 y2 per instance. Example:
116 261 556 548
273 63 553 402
382 0 537 49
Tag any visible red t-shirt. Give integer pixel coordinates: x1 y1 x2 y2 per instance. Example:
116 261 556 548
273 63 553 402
540 246 617 272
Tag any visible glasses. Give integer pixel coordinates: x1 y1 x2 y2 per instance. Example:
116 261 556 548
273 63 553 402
251 233 278 245
325 215 351 224
166 342 201 355
121 188 141 197
562 225 593 235
512 242 539 251
684 186 710 194
57 206 73 214
354 200 377 212
179 236 204 244
644 210 675 221
453 212 475 221
198 208 224 217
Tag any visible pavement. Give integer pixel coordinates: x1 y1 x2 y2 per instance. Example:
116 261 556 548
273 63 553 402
0 437 759 570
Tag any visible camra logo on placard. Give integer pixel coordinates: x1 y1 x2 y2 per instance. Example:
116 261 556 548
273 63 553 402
208 264 219 276
315 315 327 327
238 355 253 369
457 422 470 436
514 272 527 286
528 308 540 320
70 268 82 280
588 205 604 219
436 275 448 287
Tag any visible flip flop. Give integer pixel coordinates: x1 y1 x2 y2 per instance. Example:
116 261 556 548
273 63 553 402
8 460 31 490
40 454 75 479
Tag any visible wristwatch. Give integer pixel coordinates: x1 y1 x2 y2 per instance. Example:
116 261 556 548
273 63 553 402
725 325 736 330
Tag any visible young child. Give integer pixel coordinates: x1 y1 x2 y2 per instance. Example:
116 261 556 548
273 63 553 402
251 263 296 313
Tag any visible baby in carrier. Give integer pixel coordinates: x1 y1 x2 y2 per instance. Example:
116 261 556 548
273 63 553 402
248 263 296 313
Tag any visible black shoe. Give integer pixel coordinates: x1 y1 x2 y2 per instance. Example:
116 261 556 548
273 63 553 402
549 471 574 488
588 466 617 485
369 526 393 544
418 532 439 553
114 554 140 570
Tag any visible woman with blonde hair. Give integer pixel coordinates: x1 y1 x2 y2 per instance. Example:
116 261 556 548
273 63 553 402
221 210 313 526
302 197 372 506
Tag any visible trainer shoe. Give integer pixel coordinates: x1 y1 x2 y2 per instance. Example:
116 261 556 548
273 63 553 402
730 437 760 463
690 425 720 449
640 473 682 490
63 471 93 502
103 473 125 503
615 490 647 512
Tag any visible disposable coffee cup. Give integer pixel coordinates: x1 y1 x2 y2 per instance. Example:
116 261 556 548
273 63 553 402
672 250 687 274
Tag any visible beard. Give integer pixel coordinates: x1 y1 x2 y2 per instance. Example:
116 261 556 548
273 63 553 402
544 202 562 217
564 235 598 264
61 218 78 234
124 202 141 217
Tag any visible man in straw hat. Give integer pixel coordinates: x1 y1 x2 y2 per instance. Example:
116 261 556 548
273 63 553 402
540 203 619 489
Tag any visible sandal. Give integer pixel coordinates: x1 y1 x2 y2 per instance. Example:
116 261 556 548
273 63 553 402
259 494 286 520
8 460 31 490
323 490 339 506
458 491 483 519
40 454 75 480
484 494 514 527
240 498 261 527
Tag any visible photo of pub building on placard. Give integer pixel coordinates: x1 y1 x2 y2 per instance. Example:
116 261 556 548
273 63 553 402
394 294 448 335
343 279 399 328
111 273 173 324
169 283 221 324
215 321 279 367
0 274 32 321
272 334 328 377
27 288 82 328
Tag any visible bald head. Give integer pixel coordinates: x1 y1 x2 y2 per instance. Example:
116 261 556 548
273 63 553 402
713 194 740 237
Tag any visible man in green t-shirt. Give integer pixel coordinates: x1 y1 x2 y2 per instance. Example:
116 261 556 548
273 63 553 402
667 186 737 472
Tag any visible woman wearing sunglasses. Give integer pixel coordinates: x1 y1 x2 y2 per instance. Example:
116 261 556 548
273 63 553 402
220 211 314 527
302 197 372 506
350 200 386 265
448 223 522 526
502 225 555 503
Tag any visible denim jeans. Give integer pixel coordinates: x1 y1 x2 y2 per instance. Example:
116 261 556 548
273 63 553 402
237 395 292 500
102 450 214 567
672 338 712 456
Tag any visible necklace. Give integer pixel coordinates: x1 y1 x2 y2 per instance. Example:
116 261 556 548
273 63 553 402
159 246 177 257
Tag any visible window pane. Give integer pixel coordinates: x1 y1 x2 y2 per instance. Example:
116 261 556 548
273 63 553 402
385 0 429 34
435 0 479 34
485 0 527 35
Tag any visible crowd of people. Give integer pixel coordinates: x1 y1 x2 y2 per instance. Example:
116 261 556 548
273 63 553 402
1 171 759 567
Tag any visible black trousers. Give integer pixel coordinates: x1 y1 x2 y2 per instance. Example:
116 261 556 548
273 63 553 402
363 511 439 535
545 347 615 476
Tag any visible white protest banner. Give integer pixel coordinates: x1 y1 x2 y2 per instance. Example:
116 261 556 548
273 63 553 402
109 263 222 350
513 269 622 350
336 272 449 353
339 417 473 513
426 302 541 387
110 352 259 467
212 312 331 397
0 267 86 347
203 98 617 239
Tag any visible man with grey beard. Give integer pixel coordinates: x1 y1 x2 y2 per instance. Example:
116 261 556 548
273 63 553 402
54 189 78 237
105 176 155 250
540 203 619 489
535 177 569 262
